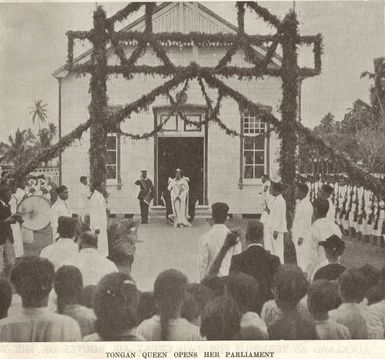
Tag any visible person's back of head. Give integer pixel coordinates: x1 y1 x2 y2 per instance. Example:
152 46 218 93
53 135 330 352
11 257 54 308
307 280 339 320
338 268 367 304
93 273 139 340
154 269 188 341
211 202 229 224
181 293 200 324
200 276 229 297
273 265 308 312
80 285 96 309
0 279 12 319
200 295 241 340
137 291 157 325
57 216 77 239
78 231 98 251
54 265 83 314
80 176 87 184
186 283 215 318
245 220 264 245
358 264 380 301
227 272 259 314
313 198 329 219
320 184 333 199
296 183 309 200
270 182 283 197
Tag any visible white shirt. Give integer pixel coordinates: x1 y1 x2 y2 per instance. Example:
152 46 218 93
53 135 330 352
0 307 81 342
367 300 385 339
51 198 72 239
327 198 336 222
292 197 313 241
310 217 342 264
80 184 91 215
198 224 241 281
267 194 287 233
64 248 117 286
40 237 78 270
89 190 107 232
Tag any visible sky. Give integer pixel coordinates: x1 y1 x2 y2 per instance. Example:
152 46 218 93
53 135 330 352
0 1 384 142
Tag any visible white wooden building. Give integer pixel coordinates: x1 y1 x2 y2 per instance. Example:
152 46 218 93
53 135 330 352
53 2 283 216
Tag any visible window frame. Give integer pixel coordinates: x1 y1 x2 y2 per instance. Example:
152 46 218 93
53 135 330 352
239 110 269 187
106 132 121 188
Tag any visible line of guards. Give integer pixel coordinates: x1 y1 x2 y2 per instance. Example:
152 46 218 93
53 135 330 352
306 176 385 246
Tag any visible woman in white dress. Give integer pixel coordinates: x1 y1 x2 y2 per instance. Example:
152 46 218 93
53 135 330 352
168 169 191 228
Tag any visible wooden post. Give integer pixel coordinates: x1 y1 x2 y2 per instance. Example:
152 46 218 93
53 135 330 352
89 6 108 188
280 11 299 229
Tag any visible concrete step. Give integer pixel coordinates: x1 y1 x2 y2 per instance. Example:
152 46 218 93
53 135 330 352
149 205 212 218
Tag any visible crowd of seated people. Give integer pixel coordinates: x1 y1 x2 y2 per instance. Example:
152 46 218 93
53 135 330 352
0 210 385 342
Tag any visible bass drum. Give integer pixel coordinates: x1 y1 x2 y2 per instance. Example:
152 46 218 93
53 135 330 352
17 195 51 231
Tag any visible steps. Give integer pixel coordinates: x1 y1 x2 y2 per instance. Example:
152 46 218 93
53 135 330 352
150 205 211 219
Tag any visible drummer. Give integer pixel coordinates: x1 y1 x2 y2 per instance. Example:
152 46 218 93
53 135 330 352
51 185 72 241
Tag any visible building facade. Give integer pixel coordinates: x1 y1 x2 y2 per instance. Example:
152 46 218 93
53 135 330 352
53 2 282 216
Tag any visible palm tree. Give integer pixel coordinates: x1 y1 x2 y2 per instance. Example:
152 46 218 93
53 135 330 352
0 128 36 166
29 99 48 131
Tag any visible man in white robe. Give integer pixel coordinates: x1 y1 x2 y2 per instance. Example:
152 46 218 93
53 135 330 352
9 182 26 258
266 182 287 263
319 184 336 223
168 169 191 228
292 183 313 272
50 185 72 241
89 181 108 257
307 198 342 281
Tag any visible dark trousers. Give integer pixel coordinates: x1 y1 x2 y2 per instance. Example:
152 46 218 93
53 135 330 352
139 200 149 223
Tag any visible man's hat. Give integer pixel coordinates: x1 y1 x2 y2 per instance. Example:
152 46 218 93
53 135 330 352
141 169 147 173
319 234 345 253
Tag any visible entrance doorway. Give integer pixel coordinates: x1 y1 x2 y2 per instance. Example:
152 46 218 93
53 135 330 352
157 137 205 205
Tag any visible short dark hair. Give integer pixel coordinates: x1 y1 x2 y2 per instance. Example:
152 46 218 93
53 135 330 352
211 202 229 223
338 268 367 303
57 216 76 238
227 272 259 313
79 231 98 249
271 182 283 193
54 265 83 314
200 296 241 340
246 220 264 243
80 285 96 309
11 257 54 303
182 283 215 321
56 185 67 194
296 183 309 196
0 279 12 318
93 273 139 340
313 198 329 218
80 176 87 182
321 184 333 197
307 280 339 318
273 265 308 311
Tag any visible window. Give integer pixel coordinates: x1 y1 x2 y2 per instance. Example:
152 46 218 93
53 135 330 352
106 134 118 181
241 111 267 181
184 114 202 132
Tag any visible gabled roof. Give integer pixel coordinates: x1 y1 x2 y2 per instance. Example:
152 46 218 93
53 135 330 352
53 2 281 78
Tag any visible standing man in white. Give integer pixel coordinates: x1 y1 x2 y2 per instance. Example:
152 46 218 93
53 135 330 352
267 182 287 264
79 176 91 224
89 181 108 257
292 183 313 272
51 185 72 241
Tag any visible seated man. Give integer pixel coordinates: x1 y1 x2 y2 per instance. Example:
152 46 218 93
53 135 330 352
0 257 81 342
64 231 117 286
40 216 78 270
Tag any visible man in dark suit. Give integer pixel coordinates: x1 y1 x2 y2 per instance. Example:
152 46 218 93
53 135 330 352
230 220 281 314
134 170 154 224
0 186 22 278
